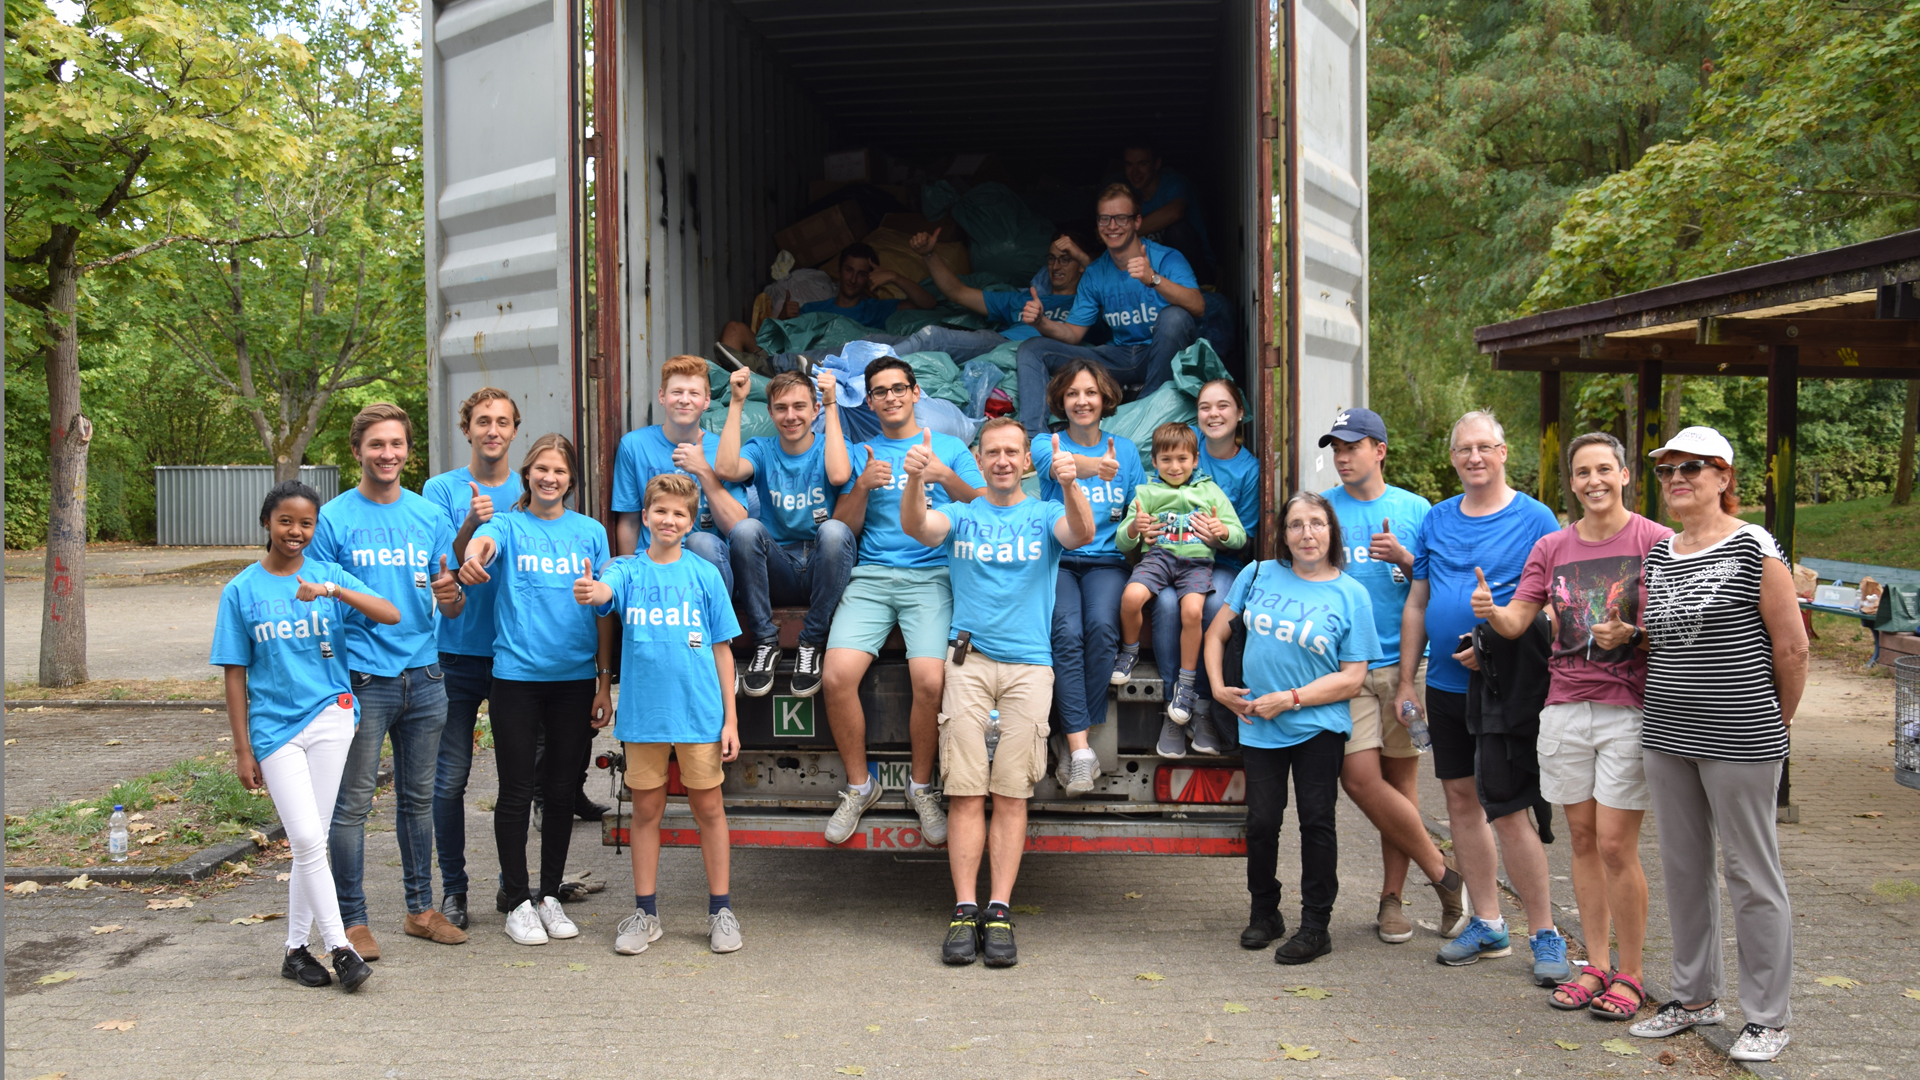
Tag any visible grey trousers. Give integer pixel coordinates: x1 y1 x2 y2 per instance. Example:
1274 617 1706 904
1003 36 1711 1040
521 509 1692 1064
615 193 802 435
1644 749 1793 1029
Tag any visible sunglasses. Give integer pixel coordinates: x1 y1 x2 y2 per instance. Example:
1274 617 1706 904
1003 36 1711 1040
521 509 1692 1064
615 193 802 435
1652 459 1712 482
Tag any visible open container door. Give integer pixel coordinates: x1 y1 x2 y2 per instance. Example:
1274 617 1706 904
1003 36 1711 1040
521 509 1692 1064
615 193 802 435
425 0 585 478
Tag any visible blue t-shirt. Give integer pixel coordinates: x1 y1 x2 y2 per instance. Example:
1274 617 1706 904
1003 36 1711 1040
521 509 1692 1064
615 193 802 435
1226 561 1380 749
1193 435 1260 572
597 551 742 744
800 296 901 329
741 434 853 545
1031 430 1144 561
1322 484 1432 671
843 430 986 568
474 509 611 682
982 285 1074 343
1412 491 1561 693
1143 167 1213 263
210 560 373 763
1065 240 1199 347
944 496 1068 666
610 426 750 544
421 466 521 658
308 489 457 676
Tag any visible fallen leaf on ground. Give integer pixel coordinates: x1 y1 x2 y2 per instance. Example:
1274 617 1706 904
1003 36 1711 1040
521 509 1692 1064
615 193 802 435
1280 985 1332 1000
1816 975 1861 989
1657 1050 1677 1066
136 832 169 846
1135 971 1165 981
1904 988 1920 1000
1089 990 1111 1004
129 812 144 820
250 829 272 847
504 961 535 967
104 740 123 746
90 925 123 935
865 1024 881 1032
37 971 78 985
782 1033 799 1040
567 963 589 971
276 873 292 882
833 1068 866 1076
93 1019 136 1032
230 917 266 926
945 1043 970 1052
200 708 215 714
146 897 193 909
1278 1042 1319 1060
2 739 14 746
1600 1038 1639 1056
27 1072 66 1079
1856 811 1884 818
1222 1002 1250 1014
63 874 94 890
1123 891 1143 899
1553 1039 1581 1051
1010 904 1042 915
226 861 252 875
217 736 231 742
128 822 157 833
8 881 42 896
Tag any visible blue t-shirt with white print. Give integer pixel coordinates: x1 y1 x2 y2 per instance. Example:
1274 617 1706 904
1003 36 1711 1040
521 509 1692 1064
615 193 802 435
422 466 520 658
982 277 1074 344
1031 430 1144 561
609 426 751 545
1226 561 1380 749
1192 434 1260 572
800 296 900 329
210 560 375 763
1411 491 1561 694
308 489 457 676
741 434 854 545
596 550 742 744
1322 484 1431 671
944 496 1068 666
474 509 611 682
1064 240 1198 347
842 430 986 569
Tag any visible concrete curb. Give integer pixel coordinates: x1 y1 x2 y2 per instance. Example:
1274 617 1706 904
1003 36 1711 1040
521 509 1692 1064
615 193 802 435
6 700 225 710
4 824 286 885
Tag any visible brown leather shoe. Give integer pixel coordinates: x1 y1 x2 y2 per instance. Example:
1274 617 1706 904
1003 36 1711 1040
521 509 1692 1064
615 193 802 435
345 924 381 961
404 909 468 945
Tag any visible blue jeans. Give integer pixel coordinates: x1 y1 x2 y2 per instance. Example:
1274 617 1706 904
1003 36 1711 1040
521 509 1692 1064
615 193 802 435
890 325 1009 365
1052 559 1128 735
1150 564 1234 697
432 652 492 898
729 517 856 645
685 530 734 595
330 664 447 924
1015 306 1198 434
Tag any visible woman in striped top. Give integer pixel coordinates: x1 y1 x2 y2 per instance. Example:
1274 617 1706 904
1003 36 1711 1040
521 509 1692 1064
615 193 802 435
1623 427 1808 1064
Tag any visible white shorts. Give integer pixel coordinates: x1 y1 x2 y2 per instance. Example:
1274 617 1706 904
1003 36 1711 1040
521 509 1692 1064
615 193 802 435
1536 701 1650 811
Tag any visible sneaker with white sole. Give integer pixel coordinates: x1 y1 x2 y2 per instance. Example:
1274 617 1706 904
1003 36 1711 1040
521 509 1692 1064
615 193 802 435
824 783 883 845
743 641 780 697
907 786 948 846
1057 753 1100 795
1436 916 1510 965
1156 716 1188 759
1188 704 1225 754
503 900 549 946
1629 999 1725 1039
790 641 824 697
1110 649 1140 685
614 910 662 955
707 907 743 953
536 896 578 940
1166 681 1197 724
1728 1023 1790 1062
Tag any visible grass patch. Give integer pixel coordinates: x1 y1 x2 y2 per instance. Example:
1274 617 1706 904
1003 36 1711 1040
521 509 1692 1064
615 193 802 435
1739 495 1920 568
5 752 276 868
1809 611 1881 668
1872 879 1920 903
4 676 223 702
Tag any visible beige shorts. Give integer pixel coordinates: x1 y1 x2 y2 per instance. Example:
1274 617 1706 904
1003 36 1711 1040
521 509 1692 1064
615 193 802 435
1346 659 1426 758
937 654 1052 799
623 741 725 791
1538 702 1650 811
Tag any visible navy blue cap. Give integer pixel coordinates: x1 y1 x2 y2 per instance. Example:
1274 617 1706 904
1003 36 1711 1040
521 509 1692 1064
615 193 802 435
1317 407 1388 447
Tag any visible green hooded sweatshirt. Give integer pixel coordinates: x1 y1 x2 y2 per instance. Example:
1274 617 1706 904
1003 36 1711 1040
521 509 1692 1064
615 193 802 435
1117 475 1247 561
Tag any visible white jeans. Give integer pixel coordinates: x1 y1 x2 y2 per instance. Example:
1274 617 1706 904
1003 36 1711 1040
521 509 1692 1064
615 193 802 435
259 703 356 951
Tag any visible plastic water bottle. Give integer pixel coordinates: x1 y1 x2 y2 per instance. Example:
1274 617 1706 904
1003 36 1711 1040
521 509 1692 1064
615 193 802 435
1401 701 1432 754
108 805 129 862
985 710 1001 763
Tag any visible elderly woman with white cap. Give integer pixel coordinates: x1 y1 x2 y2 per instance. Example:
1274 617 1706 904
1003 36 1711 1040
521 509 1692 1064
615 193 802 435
1620 427 1808 1063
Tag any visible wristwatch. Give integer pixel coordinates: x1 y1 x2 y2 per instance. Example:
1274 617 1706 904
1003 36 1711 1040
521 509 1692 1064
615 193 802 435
1288 688 1302 711
323 580 339 599
1150 271 1162 287
1629 627 1646 648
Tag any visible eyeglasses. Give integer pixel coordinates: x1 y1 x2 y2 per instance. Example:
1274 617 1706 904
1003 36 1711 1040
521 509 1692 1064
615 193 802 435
868 383 915 400
1284 520 1330 535
1450 443 1504 458
1045 253 1078 265
1096 214 1137 227
1652 459 1711 482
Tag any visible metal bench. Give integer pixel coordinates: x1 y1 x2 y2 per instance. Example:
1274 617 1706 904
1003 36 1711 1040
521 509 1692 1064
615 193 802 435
1799 557 1920 666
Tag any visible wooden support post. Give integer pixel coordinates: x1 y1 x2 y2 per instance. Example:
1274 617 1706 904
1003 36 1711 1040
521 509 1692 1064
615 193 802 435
1766 344 1799 818
1539 371 1562 515
1636 359 1663 520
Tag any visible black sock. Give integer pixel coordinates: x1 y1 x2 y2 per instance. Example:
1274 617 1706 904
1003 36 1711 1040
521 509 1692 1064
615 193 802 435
634 893 657 916
953 902 978 919
985 901 1011 920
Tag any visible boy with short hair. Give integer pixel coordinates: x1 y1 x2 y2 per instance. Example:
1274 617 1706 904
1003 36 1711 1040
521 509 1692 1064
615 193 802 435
576 474 744 956
610 355 752 590
1114 422 1246 754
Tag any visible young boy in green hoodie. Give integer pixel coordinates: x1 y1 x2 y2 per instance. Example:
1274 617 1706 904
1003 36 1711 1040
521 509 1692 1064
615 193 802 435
1113 423 1247 728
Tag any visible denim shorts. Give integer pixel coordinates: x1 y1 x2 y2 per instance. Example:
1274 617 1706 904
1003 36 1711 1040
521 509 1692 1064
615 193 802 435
825 565 952 660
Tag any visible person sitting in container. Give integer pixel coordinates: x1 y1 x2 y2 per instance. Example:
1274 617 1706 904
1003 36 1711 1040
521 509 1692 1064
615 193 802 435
778 241 936 329
894 226 1106 365
1123 143 1214 282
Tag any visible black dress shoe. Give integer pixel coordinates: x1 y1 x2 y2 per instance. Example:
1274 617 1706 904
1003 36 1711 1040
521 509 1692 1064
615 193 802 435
1273 927 1332 965
1240 908 1286 950
440 892 469 931
330 946 372 992
574 792 610 822
496 887 514 914
280 945 332 987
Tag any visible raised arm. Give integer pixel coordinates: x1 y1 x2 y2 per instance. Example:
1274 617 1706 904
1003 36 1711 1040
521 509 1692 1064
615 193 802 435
834 445 887 536
713 367 757 483
909 230 985 315
1470 566 1544 640
819 372 851 488
900 437 952 548
295 574 401 626
1048 435 1096 550
1025 287 1090 344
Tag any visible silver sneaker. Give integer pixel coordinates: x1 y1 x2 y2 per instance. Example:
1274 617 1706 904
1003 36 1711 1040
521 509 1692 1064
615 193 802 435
1058 753 1100 795
503 899 549 946
614 910 662 955
1728 1023 1789 1062
1629 999 1725 1039
707 906 743 953
536 896 578 939
907 786 948 846
1188 705 1225 755
1156 716 1188 759
824 783 883 845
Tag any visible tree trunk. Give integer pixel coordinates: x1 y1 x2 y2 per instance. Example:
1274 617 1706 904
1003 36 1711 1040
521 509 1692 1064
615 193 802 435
1895 379 1918 507
1660 374 1685 520
40 237 91 687
274 454 301 484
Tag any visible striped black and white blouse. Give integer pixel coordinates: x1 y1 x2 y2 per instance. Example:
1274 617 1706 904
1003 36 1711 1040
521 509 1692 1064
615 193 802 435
1641 523 1788 762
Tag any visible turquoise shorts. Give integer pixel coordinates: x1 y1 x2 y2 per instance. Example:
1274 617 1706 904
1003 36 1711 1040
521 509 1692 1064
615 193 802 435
826 565 952 660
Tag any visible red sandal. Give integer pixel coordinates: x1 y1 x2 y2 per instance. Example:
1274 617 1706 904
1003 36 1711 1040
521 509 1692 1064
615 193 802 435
1550 965 1610 1011
1590 972 1646 1020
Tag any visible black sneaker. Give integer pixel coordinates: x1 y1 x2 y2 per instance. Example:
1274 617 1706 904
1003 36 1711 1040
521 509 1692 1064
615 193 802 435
280 945 332 987
1274 927 1332 965
439 891 468 931
743 640 781 697
330 946 372 992
942 906 980 965
1240 908 1286 949
496 887 514 915
981 907 1018 968
790 641 824 698
574 791 610 822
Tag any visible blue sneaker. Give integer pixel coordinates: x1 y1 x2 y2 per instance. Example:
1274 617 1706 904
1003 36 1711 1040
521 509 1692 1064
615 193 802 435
1110 648 1141 686
1166 682 1198 724
1529 928 1573 987
1436 917 1512 966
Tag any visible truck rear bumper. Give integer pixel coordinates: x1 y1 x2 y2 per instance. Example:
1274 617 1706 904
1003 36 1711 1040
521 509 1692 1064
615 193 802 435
604 808 1246 856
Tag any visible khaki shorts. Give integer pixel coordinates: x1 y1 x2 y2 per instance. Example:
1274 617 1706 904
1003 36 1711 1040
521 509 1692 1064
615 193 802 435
1538 702 1650 811
937 654 1052 799
1346 659 1426 759
624 741 725 791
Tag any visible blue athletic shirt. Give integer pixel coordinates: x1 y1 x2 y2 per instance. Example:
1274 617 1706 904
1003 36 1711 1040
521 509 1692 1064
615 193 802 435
741 434 854 545
596 550 741 744
308 489 457 676
1064 240 1199 347
1412 491 1561 693
842 430 986 568
474 509 611 682
1142 167 1213 263
210 560 374 763
943 496 1068 666
1193 434 1260 572
981 275 1074 343
800 296 900 329
422 466 520 658
1225 561 1380 749
1322 484 1431 671
610 426 750 545
1031 430 1143 561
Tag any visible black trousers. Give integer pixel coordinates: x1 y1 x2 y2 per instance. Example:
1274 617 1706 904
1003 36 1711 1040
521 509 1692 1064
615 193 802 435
1242 730 1345 930
491 677 598 907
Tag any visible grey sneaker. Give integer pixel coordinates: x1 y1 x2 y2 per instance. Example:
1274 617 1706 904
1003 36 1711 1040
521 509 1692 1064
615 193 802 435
1058 753 1100 795
707 907 742 953
824 783 883 845
1188 705 1225 755
1166 681 1198 724
1110 648 1140 685
1728 1023 1789 1062
907 786 948 846
1629 999 1725 1039
1156 716 1188 759
614 910 662 955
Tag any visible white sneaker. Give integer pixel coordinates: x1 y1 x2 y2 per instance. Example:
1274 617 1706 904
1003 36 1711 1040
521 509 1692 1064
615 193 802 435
907 786 948 846
536 896 579 939
503 899 549 946
614 910 662 955
707 907 743 953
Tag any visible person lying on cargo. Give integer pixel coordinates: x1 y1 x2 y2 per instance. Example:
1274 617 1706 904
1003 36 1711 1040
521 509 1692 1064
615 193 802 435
893 227 1100 364
819 356 984 848
777 241 937 328
1123 143 1214 280
899 417 1097 967
1013 184 1203 435
610 355 753 591
713 368 856 699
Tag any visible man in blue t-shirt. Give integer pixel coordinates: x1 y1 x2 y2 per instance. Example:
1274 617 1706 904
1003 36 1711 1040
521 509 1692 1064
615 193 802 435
889 227 1107 364
1124 144 1214 279
1013 184 1204 434
901 417 1096 966
788 241 937 329
819 356 984 849
714 367 855 700
1316 407 1465 947
307 403 468 958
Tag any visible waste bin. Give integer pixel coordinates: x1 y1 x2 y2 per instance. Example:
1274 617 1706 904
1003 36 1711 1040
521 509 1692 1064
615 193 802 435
1897 656 1920 791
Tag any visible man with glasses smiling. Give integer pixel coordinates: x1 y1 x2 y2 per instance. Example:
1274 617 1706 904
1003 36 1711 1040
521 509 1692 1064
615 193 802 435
897 227 1104 365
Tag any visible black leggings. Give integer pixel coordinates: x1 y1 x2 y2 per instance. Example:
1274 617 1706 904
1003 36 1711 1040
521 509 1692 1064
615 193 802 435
1242 731 1346 930
491 677 598 907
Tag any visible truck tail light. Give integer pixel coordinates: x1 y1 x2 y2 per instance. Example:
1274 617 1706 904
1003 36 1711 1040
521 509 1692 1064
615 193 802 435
1155 765 1246 804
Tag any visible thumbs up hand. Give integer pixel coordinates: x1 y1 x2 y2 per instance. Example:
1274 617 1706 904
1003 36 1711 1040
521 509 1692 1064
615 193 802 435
1127 255 1153 284
1050 433 1080 484
457 539 495 585
1020 286 1044 325
295 574 326 603
1469 566 1495 619
1130 503 1163 544
573 560 610 607
1590 605 1639 651
468 480 494 524
431 554 464 606
1093 436 1121 481
816 368 837 408
854 445 891 492
903 430 935 480
908 229 941 256
1367 515 1408 566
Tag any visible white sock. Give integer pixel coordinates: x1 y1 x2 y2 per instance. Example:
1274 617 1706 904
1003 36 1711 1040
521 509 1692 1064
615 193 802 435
849 778 873 796
1072 748 1099 762
1482 916 1506 932
908 780 930 797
